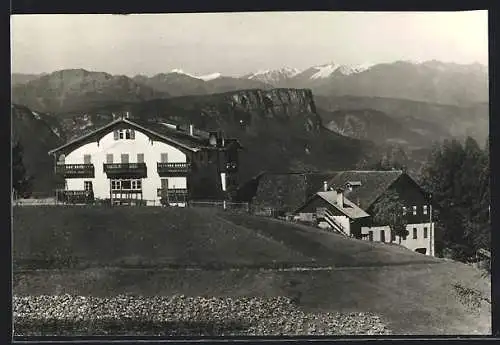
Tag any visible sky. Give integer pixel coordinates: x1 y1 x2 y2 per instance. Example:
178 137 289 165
11 11 489 77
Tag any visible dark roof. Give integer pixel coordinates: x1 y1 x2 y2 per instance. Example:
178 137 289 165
131 119 213 149
322 171 404 210
49 118 242 155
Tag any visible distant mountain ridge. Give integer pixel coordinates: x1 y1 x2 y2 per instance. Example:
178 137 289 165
12 60 488 108
12 69 169 114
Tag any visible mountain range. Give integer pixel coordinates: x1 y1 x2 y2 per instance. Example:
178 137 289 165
11 59 489 196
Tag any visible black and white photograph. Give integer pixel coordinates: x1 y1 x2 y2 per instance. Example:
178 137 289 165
11 10 491 337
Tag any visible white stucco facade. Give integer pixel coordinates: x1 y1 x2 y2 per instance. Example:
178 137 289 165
62 129 188 205
332 215 351 235
361 222 435 256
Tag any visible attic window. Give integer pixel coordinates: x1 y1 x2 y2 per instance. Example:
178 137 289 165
114 129 135 140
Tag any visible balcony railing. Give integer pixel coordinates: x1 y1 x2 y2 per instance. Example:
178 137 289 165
55 164 95 178
103 163 147 177
55 190 94 204
157 188 189 203
157 162 191 176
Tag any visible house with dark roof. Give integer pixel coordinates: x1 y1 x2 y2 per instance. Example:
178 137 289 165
48 114 242 206
295 171 435 256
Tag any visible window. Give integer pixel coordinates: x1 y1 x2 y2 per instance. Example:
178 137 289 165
423 205 428 215
402 206 407 215
137 153 144 163
413 228 418 239
391 230 396 242
106 154 114 164
380 230 385 243
111 179 142 191
84 181 93 191
412 206 417 215
368 231 374 242
424 227 428 239
121 154 129 164
83 154 91 164
161 178 168 190
161 153 169 163
111 180 121 190
114 129 135 140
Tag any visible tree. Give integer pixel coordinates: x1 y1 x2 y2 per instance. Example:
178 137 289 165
419 137 490 261
365 144 409 172
12 140 32 199
372 190 409 244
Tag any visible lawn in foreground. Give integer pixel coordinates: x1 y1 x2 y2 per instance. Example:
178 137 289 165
13 206 308 269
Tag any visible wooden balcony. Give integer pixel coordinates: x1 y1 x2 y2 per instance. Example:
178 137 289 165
55 164 95 178
56 190 94 204
157 188 189 203
103 163 147 178
157 162 191 176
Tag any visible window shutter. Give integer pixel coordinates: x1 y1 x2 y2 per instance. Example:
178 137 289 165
114 130 119 140
130 129 135 139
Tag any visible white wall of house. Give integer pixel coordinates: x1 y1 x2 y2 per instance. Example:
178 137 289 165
63 129 188 204
332 215 351 235
361 222 435 256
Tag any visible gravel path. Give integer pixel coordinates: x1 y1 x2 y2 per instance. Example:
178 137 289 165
13 294 392 336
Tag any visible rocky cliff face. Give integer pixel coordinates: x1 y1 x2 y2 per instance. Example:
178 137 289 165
13 89 377 197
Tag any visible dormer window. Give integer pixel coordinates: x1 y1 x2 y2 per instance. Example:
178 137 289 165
114 129 135 140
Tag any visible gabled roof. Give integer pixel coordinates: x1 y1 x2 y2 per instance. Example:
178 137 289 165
316 191 370 219
322 170 404 210
48 118 241 155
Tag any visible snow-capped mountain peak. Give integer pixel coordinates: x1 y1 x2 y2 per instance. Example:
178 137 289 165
197 72 221 81
309 63 372 79
245 67 301 85
170 69 221 81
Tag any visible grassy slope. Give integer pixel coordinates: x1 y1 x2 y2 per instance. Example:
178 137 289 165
13 206 491 334
13 206 307 269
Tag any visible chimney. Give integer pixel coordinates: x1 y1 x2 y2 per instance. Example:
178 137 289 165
336 188 344 207
189 124 194 136
323 181 328 192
